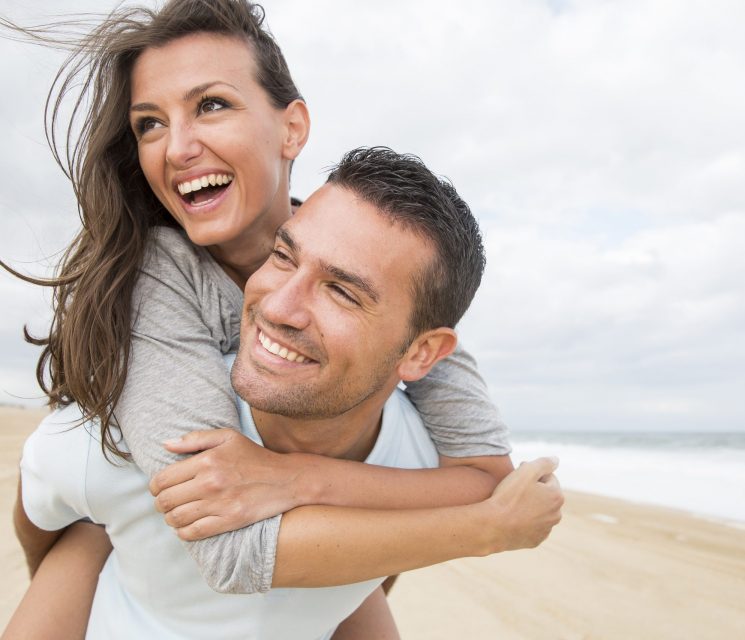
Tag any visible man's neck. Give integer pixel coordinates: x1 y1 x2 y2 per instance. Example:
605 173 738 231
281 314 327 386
250 394 390 462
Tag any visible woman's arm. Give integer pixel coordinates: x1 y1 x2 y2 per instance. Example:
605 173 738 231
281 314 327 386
272 458 562 588
116 228 285 593
152 454 561 591
404 343 513 471
150 428 511 539
3 521 111 640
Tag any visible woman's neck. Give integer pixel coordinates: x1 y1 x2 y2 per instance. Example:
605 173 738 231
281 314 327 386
206 204 293 289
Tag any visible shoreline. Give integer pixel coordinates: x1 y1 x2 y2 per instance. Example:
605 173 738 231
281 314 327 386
2 407 744 638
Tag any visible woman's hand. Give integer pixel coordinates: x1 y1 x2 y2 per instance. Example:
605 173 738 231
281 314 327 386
477 457 564 554
149 429 316 540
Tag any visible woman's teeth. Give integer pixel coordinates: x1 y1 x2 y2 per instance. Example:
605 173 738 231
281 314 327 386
177 174 234 195
259 331 307 363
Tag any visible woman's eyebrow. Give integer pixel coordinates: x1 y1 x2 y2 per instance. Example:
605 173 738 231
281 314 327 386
130 81 239 112
181 80 239 103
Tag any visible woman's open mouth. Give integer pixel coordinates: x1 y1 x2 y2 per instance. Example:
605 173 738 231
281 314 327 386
176 173 234 206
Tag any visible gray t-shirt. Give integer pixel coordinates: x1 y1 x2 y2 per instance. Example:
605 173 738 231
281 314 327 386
116 226 511 593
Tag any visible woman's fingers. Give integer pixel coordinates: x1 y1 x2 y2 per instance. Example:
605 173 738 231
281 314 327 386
163 499 210 528
153 479 206 513
175 515 228 542
162 428 234 453
149 458 197 496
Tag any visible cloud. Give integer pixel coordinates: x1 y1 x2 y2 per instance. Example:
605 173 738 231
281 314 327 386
459 212 745 430
1 0 742 432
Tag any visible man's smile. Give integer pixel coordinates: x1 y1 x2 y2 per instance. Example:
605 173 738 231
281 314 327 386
258 330 313 364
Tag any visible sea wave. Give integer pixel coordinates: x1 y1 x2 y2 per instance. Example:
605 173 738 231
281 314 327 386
510 433 745 524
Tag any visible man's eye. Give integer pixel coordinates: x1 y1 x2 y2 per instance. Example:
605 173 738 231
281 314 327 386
198 96 229 114
330 284 360 306
271 249 291 262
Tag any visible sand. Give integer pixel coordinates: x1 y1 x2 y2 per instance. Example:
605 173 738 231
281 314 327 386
2 406 744 638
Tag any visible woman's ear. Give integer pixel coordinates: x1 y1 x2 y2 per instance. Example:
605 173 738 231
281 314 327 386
281 99 310 160
396 328 458 382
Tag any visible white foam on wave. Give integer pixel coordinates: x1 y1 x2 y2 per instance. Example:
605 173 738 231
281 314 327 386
511 439 745 524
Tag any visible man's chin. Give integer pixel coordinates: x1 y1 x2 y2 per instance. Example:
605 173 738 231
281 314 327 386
231 359 307 416
231 358 265 403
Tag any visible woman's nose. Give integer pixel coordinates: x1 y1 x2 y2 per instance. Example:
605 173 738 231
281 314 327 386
165 123 203 168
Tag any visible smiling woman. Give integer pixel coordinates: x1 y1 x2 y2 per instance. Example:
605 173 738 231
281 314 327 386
0 1 549 639
129 32 308 266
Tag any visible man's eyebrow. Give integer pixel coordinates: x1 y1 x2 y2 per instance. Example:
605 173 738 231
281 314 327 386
276 226 380 304
130 81 239 112
322 262 381 304
276 227 297 252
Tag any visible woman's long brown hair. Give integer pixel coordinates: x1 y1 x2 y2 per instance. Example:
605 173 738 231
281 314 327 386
0 0 302 459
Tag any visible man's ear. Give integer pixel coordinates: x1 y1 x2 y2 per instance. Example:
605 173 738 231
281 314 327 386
397 328 458 382
281 99 310 160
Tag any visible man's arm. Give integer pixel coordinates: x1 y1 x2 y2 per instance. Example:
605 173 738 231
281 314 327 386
3 519 112 640
331 587 399 640
13 479 63 577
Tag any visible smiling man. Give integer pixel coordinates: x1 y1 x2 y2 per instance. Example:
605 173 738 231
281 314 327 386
18 147 562 639
232 157 468 448
152 147 563 597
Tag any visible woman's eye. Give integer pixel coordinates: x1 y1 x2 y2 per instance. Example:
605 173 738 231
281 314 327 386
198 96 229 114
134 117 162 135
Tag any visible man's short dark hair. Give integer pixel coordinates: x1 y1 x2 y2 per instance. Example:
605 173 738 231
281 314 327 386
326 147 486 337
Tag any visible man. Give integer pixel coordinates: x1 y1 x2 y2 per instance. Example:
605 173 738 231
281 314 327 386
16 148 562 639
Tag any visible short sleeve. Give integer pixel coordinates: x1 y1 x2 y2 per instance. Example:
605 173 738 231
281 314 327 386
20 406 94 531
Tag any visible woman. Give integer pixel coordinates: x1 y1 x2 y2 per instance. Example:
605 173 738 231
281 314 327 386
3 1 558 638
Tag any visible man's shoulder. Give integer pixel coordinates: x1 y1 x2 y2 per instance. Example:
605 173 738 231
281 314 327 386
367 390 438 469
28 404 96 445
24 404 131 471
384 388 423 426
20 405 99 528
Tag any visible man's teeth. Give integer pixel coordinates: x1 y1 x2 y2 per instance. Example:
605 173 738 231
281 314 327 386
177 174 234 195
259 331 307 363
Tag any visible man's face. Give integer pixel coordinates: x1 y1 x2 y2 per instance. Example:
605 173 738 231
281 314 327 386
231 183 433 419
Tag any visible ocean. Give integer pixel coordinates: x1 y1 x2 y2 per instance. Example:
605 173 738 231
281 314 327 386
509 431 745 526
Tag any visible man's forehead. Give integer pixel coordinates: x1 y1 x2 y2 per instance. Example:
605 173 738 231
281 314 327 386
281 184 411 253
277 184 431 298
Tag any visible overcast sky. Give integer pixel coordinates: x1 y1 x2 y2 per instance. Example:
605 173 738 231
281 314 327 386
1 0 743 432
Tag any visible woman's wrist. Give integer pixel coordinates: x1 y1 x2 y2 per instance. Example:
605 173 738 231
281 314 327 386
464 499 508 557
286 452 328 507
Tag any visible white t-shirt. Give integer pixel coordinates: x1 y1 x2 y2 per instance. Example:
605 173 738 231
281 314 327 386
21 364 438 640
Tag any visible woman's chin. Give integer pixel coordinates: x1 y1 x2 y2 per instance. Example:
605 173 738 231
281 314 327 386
180 222 237 248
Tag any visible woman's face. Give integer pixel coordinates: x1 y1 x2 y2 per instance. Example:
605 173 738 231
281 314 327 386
129 33 303 250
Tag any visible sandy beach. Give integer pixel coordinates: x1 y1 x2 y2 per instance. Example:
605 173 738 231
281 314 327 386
1 406 744 638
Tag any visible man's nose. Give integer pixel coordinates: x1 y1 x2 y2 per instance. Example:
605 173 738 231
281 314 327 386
259 274 313 332
165 122 203 168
